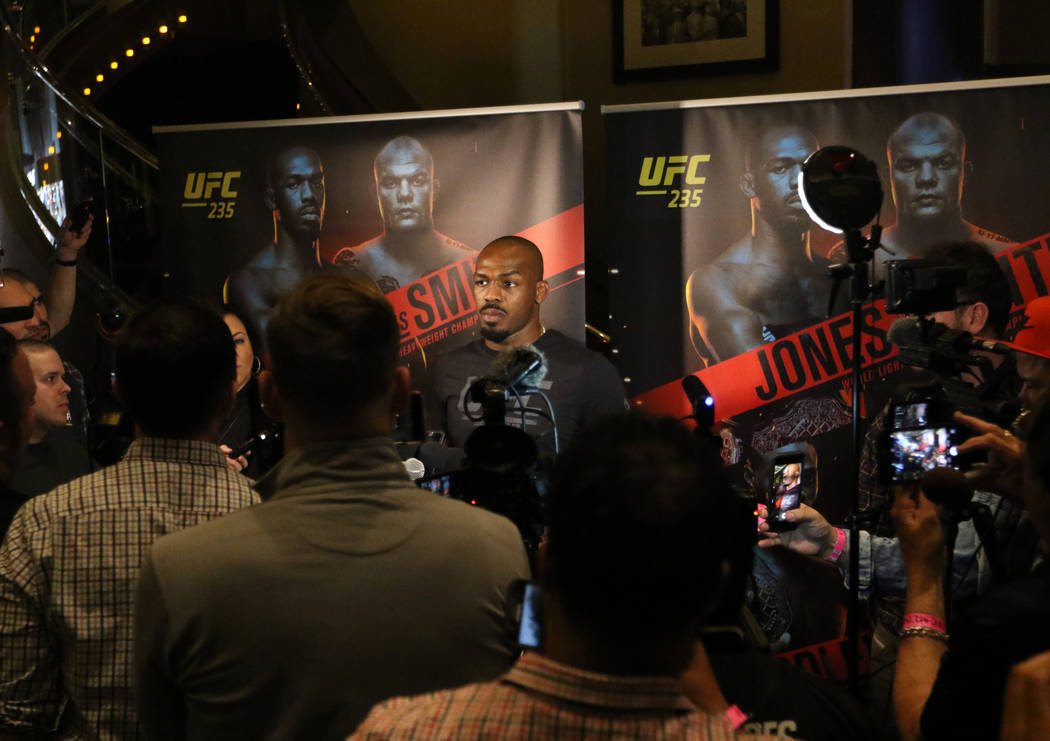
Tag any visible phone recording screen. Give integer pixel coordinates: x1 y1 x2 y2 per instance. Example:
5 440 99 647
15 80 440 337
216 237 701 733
889 427 958 481
892 402 930 430
771 460 802 521
417 474 452 496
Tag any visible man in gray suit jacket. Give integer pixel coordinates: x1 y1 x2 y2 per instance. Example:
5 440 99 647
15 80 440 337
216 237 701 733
133 274 531 741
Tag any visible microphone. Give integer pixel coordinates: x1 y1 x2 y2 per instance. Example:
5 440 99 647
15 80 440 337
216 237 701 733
682 374 715 429
888 317 1012 355
491 344 548 392
403 457 425 481
920 466 974 510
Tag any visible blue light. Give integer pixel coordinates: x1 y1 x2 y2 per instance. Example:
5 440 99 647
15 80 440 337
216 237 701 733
704 396 714 407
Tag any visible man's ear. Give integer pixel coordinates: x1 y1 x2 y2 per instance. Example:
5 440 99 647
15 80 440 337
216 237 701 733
258 369 283 421
535 280 550 305
739 172 756 199
967 301 991 336
263 188 276 213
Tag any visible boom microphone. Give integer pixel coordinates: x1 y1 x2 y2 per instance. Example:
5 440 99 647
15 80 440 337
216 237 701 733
491 344 548 391
888 317 1011 354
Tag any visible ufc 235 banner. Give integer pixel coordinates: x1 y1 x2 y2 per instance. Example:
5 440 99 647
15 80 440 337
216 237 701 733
154 103 585 364
603 76 1050 652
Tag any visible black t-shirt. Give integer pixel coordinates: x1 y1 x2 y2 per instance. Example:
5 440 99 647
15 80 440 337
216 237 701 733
920 559 1050 740
425 330 627 457
706 635 875 740
11 429 92 499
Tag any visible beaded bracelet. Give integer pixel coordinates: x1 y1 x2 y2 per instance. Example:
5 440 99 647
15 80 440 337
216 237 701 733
54 257 78 267
900 626 950 643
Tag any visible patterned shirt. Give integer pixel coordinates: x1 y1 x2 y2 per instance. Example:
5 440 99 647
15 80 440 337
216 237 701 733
349 652 782 740
0 437 258 740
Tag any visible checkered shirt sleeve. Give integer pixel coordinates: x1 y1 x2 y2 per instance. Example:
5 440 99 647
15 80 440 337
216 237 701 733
0 437 258 738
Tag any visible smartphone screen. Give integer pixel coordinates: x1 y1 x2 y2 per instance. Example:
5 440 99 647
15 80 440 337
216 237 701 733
517 582 543 649
417 473 453 496
889 426 959 482
768 455 803 530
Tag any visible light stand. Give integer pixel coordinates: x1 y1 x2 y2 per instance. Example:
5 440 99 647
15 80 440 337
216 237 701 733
799 146 884 693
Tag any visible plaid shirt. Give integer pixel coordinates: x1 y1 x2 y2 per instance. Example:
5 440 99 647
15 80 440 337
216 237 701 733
0 437 258 740
350 652 782 740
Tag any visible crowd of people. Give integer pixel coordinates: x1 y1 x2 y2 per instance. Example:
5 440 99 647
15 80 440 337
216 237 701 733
0 213 1049 740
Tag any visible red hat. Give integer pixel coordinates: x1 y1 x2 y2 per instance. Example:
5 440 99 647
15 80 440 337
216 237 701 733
999 296 1050 361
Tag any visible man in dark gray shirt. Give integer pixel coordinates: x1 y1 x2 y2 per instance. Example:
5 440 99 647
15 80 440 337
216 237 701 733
426 236 627 458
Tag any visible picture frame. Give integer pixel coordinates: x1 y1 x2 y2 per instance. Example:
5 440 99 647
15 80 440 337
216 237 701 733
613 0 779 82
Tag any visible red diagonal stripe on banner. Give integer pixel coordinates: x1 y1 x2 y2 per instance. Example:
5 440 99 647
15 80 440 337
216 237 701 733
633 231 1050 420
517 204 585 279
634 303 898 421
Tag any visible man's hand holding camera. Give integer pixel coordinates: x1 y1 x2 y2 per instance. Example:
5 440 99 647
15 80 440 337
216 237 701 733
954 411 1025 499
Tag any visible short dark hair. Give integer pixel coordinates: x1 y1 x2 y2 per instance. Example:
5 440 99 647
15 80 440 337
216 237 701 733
115 300 235 438
544 412 736 633
0 329 25 435
266 274 398 423
481 236 545 278
926 240 1012 338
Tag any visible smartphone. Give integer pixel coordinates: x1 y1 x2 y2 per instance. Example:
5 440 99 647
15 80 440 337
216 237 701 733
883 400 962 484
767 453 804 531
230 427 279 459
417 471 455 497
515 581 543 649
69 200 93 233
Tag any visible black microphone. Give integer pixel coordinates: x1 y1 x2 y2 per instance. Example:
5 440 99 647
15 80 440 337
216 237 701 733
682 374 715 430
491 344 548 392
920 466 974 510
0 305 33 323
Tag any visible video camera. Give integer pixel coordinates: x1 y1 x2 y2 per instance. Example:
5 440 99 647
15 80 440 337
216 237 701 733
412 345 553 556
884 258 1021 428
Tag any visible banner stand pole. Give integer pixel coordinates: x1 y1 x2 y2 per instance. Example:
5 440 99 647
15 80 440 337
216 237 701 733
841 224 880 693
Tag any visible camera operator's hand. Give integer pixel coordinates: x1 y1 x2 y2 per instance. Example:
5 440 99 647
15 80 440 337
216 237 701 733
220 444 250 474
892 484 947 581
953 411 1025 501
757 503 838 559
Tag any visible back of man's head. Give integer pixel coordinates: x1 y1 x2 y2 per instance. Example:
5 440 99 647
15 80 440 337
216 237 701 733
115 300 235 439
544 413 735 636
267 274 398 428
926 240 1012 338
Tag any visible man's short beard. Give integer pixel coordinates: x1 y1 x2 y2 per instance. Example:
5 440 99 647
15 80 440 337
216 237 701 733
479 325 510 343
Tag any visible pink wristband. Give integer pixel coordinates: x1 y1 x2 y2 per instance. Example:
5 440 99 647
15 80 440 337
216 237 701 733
826 527 846 563
902 612 947 633
725 704 748 730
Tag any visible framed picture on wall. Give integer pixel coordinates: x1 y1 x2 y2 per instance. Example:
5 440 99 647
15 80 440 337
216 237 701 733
613 0 779 81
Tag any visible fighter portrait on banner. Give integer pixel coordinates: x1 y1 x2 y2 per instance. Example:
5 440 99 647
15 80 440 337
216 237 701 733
331 136 475 293
685 124 835 365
